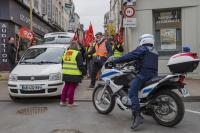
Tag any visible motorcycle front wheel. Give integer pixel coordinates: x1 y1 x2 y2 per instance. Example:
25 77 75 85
92 84 115 114
152 90 185 127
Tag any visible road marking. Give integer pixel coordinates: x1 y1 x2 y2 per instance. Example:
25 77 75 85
186 109 200 115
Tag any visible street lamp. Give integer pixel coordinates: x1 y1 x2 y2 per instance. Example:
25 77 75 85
29 0 33 31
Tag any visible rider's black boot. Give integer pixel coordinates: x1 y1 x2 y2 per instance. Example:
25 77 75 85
131 111 144 130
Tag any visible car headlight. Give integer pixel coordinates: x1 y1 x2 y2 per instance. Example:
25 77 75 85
9 74 18 81
49 73 61 81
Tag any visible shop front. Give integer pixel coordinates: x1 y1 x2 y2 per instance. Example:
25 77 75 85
0 0 56 71
126 0 200 77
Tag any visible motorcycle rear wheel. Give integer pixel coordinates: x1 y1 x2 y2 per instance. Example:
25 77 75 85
92 84 115 114
152 90 185 127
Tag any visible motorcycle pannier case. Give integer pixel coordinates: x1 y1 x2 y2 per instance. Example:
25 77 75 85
167 53 200 74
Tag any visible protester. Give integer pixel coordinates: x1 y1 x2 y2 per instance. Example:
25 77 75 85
86 41 95 78
6 36 19 71
112 34 124 58
61 41 86 107
86 32 113 88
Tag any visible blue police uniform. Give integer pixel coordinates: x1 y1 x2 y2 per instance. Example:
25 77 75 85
113 44 158 112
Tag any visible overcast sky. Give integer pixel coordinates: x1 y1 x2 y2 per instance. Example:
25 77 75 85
73 0 110 33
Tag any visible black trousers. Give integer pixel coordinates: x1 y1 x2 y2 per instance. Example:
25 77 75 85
90 60 105 86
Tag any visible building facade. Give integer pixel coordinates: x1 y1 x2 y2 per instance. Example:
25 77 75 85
22 0 70 31
0 0 77 71
109 0 122 32
107 0 200 77
68 13 80 33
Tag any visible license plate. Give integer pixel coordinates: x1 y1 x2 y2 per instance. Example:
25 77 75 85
181 88 190 97
21 85 42 91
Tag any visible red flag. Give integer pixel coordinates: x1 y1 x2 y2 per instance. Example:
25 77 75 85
115 27 124 45
19 27 34 41
82 30 87 46
84 23 95 47
72 30 79 42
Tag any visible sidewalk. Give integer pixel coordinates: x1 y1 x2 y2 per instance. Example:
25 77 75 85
75 79 93 101
0 71 9 80
76 79 200 101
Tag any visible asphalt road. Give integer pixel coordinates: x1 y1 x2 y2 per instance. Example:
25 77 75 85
0 101 200 133
1 80 200 133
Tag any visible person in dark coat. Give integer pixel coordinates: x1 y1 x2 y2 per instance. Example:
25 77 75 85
61 41 86 107
6 37 19 71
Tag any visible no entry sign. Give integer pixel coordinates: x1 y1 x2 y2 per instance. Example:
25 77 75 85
124 6 135 17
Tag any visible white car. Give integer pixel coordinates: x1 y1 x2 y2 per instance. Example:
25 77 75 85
8 44 69 100
44 32 75 44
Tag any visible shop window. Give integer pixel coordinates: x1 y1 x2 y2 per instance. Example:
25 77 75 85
153 9 182 55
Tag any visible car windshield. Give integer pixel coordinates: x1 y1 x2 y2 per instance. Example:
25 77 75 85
20 47 65 64
44 37 55 43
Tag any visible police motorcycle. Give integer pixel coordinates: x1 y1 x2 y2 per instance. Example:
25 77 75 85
92 52 199 127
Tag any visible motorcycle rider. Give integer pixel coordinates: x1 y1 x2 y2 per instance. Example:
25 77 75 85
111 34 158 129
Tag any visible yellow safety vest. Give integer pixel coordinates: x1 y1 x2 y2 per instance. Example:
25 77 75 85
93 52 96 57
92 43 97 57
87 43 96 57
87 47 92 58
112 44 123 58
62 49 82 75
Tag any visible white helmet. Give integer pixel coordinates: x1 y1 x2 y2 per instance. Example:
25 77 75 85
138 34 155 46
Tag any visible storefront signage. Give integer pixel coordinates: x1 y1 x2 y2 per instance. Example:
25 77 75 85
0 23 8 63
155 11 181 24
65 3 72 9
19 27 34 41
19 14 49 34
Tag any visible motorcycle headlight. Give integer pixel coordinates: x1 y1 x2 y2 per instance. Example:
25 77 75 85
9 74 18 81
49 73 61 81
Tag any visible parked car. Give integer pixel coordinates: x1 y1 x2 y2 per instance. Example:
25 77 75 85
44 32 75 44
8 44 69 100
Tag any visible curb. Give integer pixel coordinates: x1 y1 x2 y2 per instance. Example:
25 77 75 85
0 99 92 103
182 96 200 102
1 97 200 103
0 76 8 81
0 79 8 81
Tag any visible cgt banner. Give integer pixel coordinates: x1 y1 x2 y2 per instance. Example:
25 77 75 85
19 27 34 41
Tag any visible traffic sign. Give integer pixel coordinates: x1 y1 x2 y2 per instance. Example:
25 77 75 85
124 6 135 18
123 18 136 28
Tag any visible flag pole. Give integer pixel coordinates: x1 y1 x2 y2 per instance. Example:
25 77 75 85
29 0 33 31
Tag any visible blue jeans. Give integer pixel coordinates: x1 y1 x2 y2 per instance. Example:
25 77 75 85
128 71 156 112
